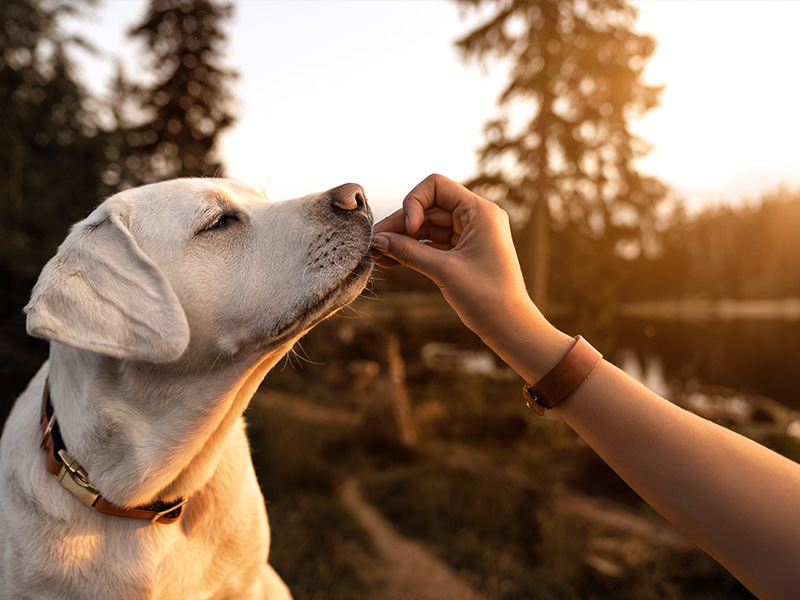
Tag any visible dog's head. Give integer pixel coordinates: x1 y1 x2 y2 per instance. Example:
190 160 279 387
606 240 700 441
25 178 373 363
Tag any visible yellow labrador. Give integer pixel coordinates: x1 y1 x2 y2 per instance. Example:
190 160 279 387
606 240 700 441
0 179 373 599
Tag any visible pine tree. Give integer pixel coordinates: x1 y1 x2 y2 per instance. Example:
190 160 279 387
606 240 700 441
114 0 237 187
0 0 113 403
455 0 666 314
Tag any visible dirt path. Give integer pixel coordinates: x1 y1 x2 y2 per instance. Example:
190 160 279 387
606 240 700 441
340 478 486 600
260 392 486 599
261 392 696 587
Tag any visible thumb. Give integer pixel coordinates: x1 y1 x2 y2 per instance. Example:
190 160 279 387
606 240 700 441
372 232 446 280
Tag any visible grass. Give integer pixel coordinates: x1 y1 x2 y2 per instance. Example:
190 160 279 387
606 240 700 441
359 457 755 600
245 318 764 599
360 462 550 600
246 396 374 600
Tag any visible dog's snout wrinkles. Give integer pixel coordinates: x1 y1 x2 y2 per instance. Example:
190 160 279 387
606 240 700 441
329 183 368 213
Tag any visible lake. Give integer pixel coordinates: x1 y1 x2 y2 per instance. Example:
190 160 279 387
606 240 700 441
616 318 800 411
350 294 800 413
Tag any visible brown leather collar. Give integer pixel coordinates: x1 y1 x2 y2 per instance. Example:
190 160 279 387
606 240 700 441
40 378 187 525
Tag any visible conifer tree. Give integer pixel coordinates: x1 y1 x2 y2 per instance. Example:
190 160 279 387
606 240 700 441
455 0 666 313
115 0 237 186
0 0 112 402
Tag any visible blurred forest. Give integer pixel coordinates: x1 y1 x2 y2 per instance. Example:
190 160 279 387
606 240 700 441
455 0 667 315
3 0 800 420
0 0 775 408
621 187 800 302
1 0 796 597
1 0 236 407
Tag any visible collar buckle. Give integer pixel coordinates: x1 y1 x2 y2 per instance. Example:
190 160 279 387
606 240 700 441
41 377 186 525
56 449 101 508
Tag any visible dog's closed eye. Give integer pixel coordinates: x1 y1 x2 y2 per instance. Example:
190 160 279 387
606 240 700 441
201 214 239 233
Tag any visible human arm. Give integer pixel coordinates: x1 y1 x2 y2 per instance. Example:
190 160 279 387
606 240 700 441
372 174 800 600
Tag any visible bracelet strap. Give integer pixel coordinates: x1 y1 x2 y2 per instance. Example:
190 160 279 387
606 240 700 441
523 335 603 415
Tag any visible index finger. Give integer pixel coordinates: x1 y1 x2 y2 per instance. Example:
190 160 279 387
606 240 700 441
403 174 476 234
373 207 406 234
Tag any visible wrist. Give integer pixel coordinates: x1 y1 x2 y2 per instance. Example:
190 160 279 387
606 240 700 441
522 336 603 415
480 299 574 384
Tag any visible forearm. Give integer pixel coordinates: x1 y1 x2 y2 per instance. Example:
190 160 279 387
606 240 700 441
376 173 800 598
556 361 800 599
486 309 800 599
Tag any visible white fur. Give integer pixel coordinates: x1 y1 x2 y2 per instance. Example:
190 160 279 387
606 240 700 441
0 178 373 599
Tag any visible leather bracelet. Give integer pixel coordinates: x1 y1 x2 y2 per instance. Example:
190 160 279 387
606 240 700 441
523 335 603 415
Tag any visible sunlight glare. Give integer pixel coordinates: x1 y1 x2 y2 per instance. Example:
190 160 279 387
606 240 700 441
632 1 800 204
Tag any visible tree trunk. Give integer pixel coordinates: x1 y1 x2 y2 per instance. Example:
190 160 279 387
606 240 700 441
523 186 551 315
358 333 417 449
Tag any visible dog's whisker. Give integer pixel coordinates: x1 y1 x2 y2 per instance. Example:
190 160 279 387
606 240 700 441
199 352 224 385
290 342 323 366
279 352 294 371
228 354 242 379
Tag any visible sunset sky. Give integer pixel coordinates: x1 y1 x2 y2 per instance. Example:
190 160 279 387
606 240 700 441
66 0 800 219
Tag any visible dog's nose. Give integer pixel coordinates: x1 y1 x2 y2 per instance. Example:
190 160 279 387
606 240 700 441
329 183 368 213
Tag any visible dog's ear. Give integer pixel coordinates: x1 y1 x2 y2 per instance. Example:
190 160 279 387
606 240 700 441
25 209 191 363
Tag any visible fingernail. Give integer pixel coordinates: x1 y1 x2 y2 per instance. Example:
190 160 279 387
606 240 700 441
405 215 411 232
371 233 389 252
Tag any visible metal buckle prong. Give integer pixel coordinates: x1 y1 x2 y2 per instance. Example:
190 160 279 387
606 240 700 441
150 498 189 525
56 449 101 508
522 384 547 416
40 413 56 450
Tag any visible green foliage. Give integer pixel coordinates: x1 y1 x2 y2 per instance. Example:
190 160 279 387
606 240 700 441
0 0 114 407
0 0 240 413
455 0 667 311
623 187 800 302
110 0 237 186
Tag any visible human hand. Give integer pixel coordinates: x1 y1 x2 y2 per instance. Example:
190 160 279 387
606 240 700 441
371 174 552 353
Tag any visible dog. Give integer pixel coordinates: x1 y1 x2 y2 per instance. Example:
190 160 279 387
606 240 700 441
0 178 373 599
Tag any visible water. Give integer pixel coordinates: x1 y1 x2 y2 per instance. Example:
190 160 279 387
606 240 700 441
616 318 800 410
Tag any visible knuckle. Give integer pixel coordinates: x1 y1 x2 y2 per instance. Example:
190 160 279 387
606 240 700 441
487 200 509 223
496 204 511 224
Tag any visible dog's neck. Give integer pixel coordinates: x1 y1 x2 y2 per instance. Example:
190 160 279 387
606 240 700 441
45 340 294 509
